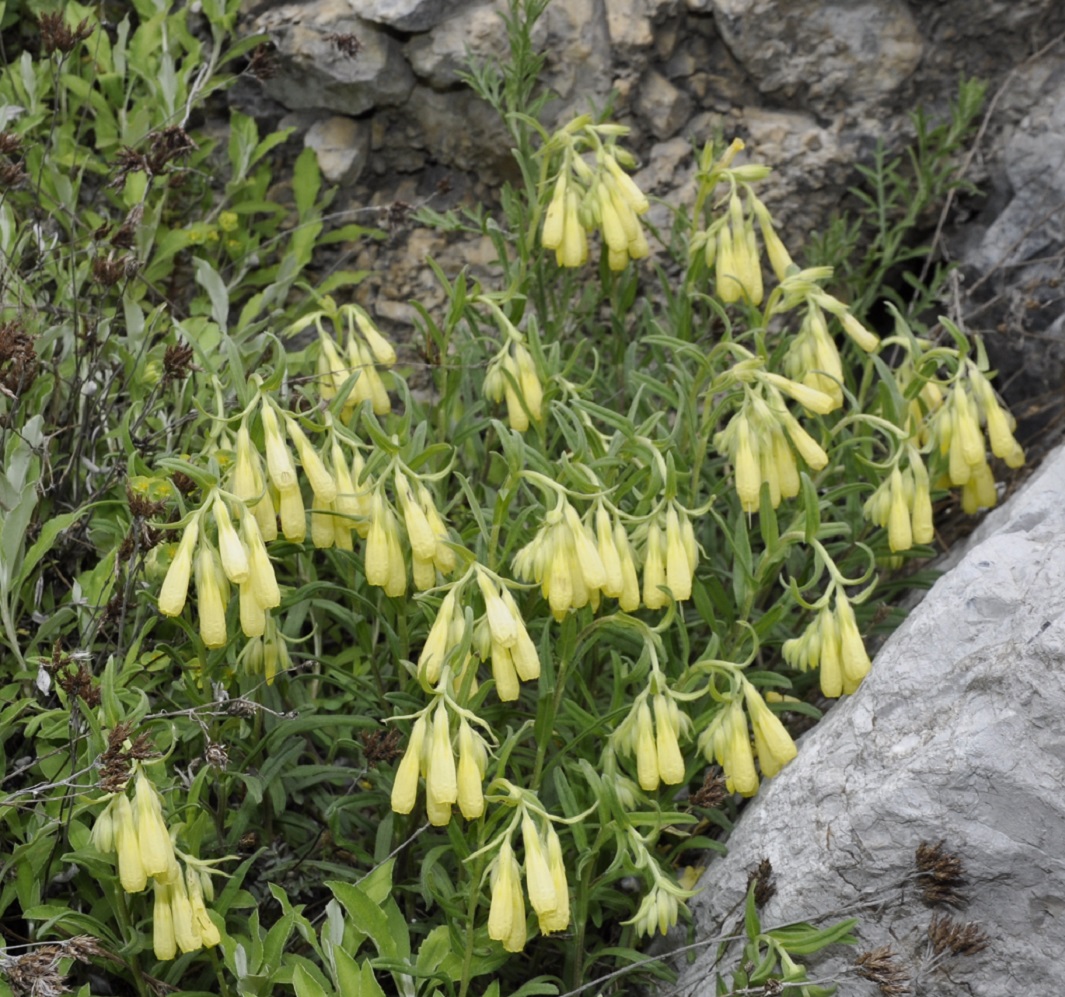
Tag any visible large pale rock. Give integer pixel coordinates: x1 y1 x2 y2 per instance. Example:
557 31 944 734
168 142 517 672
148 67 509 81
252 1 414 113
304 115 370 184
357 0 471 31
677 446 1065 995
405 3 507 89
710 0 923 110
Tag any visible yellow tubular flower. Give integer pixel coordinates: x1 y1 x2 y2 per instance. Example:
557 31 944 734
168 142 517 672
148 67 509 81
653 694 686 785
394 474 434 561
286 420 337 503
513 342 544 424
742 684 797 778
316 333 345 400
818 606 843 698
911 457 934 544
384 514 408 597
500 353 529 432
597 182 628 254
238 581 267 638
243 515 281 609
542 171 567 250
781 410 829 470
134 771 174 879
365 493 392 588
563 503 606 593
642 520 668 611
114 793 147 893
715 221 740 303
595 506 624 598
735 417 762 512
488 840 526 952
194 547 228 649
521 814 558 919
153 880 177 960
456 718 486 820
963 459 998 513
349 338 392 416
839 311 880 352
213 497 249 584
170 873 201 954
491 639 521 702
354 310 397 367
772 431 801 499
186 865 221 948
540 825 570 933
752 198 795 282
954 389 985 468
310 493 336 549
557 188 588 267
634 699 659 791
741 216 764 305
90 798 115 854
614 521 642 612
836 594 871 693
887 467 913 553
664 507 692 601
602 153 649 214
722 701 758 796
425 703 457 824
330 443 356 551
278 484 306 542
418 588 457 684
501 588 540 682
478 570 518 648
762 372 835 416
158 519 199 617
391 714 427 815
261 405 297 490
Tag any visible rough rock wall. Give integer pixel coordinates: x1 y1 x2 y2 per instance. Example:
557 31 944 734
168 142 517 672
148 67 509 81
235 0 1065 426
671 440 1065 997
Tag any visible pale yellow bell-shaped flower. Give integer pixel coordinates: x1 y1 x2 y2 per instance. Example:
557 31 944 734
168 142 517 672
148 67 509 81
158 519 199 617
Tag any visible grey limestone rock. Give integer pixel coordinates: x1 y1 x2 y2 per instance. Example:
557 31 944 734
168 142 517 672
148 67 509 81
675 444 1065 995
251 1 414 114
709 0 924 111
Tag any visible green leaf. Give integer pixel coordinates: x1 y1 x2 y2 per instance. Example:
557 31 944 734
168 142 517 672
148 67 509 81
293 963 333 997
328 880 399 962
193 257 230 330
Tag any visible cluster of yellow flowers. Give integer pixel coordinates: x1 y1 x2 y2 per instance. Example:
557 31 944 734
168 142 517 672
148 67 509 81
927 361 1024 513
782 589 872 698
696 681 798 796
311 304 396 418
863 448 934 553
713 371 833 513
611 685 691 792
485 337 544 432
487 809 570 952
539 119 650 270
513 494 700 620
90 767 220 960
157 490 280 648
390 698 491 826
